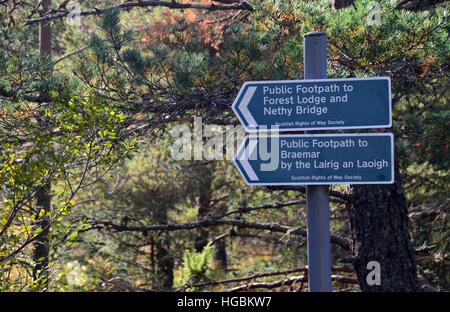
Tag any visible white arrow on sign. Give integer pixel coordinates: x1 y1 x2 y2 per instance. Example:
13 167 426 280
236 138 259 181
236 86 258 128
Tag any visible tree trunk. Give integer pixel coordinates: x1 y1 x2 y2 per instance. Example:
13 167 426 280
345 167 419 291
214 203 228 270
153 206 174 290
331 0 421 294
194 164 214 252
154 235 174 289
194 190 210 252
214 239 227 270
39 0 52 55
32 183 51 284
32 0 52 287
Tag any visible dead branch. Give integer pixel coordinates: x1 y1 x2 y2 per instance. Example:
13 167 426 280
227 274 358 292
84 216 351 250
219 199 305 218
182 266 355 290
24 1 254 26
54 46 88 65
266 185 349 202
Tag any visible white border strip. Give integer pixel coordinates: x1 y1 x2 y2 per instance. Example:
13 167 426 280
238 138 259 181
239 86 258 127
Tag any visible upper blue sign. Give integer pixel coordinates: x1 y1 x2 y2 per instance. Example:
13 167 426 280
232 77 391 132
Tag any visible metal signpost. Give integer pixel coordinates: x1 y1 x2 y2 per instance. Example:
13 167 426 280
303 32 331 292
231 32 393 292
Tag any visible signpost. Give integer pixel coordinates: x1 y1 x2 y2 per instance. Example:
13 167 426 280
231 31 394 292
232 77 391 132
303 32 331 292
233 133 394 186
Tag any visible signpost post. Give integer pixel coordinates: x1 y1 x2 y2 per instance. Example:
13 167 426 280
303 32 331 292
231 31 393 292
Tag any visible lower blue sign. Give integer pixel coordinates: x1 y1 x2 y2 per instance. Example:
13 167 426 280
233 133 394 185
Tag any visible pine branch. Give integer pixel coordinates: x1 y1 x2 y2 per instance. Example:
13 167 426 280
24 1 254 26
54 46 88 65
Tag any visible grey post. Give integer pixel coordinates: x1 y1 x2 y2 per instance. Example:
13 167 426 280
303 32 332 292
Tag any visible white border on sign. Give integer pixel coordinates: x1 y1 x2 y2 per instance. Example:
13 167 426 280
231 77 392 132
233 133 395 186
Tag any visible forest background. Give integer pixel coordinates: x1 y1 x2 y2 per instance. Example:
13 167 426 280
0 0 448 292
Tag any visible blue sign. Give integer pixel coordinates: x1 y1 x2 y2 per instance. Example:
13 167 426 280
233 133 394 185
232 77 391 132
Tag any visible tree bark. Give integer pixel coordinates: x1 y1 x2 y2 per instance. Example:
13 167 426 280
32 0 52 288
331 0 355 10
193 163 228 269
39 0 52 55
194 190 211 252
154 235 174 289
153 206 174 290
345 167 419 291
194 164 214 252
32 183 51 284
214 239 227 270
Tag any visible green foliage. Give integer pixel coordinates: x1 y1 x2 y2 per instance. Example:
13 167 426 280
177 245 214 290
